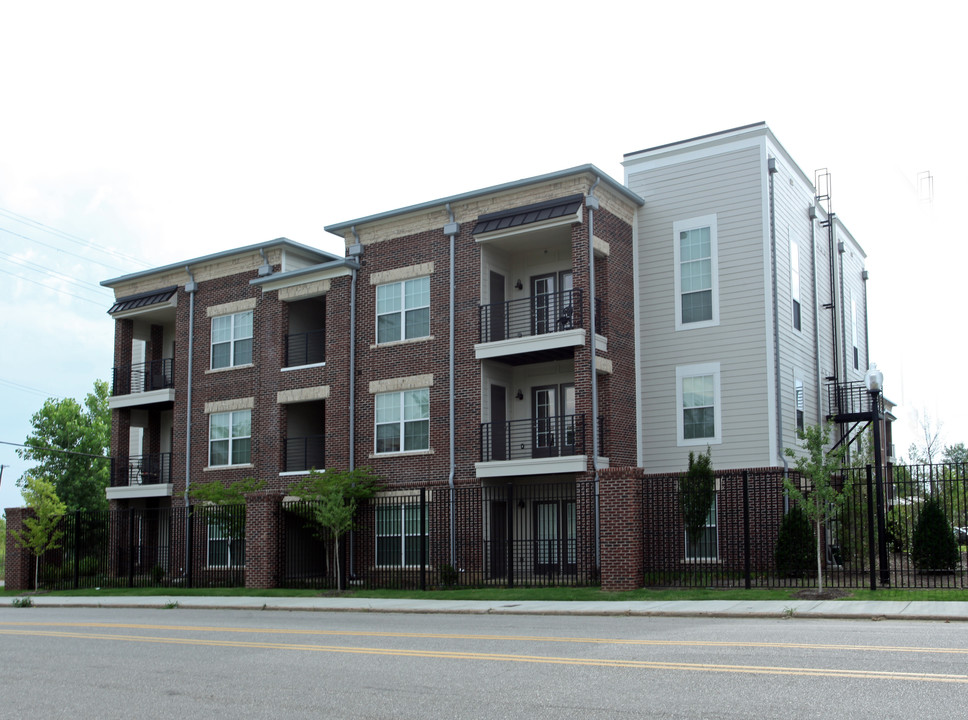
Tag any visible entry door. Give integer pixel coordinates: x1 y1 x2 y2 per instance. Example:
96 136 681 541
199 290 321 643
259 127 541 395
490 384 507 461
489 500 508 579
531 385 558 458
531 274 555 335
489 271 506 341
534 500 577 574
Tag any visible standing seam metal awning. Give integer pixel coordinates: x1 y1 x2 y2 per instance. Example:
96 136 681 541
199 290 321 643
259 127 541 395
471 194 584 235
108 286 178 314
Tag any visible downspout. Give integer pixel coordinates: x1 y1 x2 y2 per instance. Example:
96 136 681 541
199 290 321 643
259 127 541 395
443 203 460 567
810 206 823 425
348 227 360 579
838 227 847 381
768 159 787 478
862 269 870 371
183 267 198 577
585 177 601 570
826 215 839 381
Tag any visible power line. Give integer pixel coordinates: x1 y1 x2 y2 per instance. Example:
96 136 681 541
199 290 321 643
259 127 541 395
0 205 152 269
0 378 61 399
8 271 108 308
0 250 113 298
1 440 111 461
0 226 132 274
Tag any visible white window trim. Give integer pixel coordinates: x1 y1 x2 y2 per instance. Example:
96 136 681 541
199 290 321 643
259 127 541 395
791 237 801 331
374 388 430 455
673 214 719 331
207 519 245 568
375 276 431 345
208 409 252 467
374 500 428 568
794 372 805 433
676 362 722 446
210 310 253 370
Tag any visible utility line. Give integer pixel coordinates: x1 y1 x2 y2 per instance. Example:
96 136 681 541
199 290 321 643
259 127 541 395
0 378 61 399
0 440 111 461
0 250 112 297
7 271 108 307
1 226 132 274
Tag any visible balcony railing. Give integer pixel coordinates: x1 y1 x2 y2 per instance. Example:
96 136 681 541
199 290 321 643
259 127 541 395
480 414 585 462
286 329 325 367
479 289 584 344
112 358 174 396
284 435 325 472
827 381 883 420
112 452 171 487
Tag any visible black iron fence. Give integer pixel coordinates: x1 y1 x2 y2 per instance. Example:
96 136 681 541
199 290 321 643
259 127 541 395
480 415 585 462
285 329 326 367
111 452 171 487
112 358 174 396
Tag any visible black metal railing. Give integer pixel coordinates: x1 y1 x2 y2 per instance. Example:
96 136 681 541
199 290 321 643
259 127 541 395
284 436 325 472
827 380 882 419
479 289 584 343
480 414 585 462
285 329 325 367
111 452 172 487
112 358 174 396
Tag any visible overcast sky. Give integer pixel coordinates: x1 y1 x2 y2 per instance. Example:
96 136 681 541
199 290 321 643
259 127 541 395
1 1 963 512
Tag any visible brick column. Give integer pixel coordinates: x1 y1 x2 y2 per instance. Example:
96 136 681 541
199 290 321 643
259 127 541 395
244 490 284 588
4 507 35 591
598 468 644 591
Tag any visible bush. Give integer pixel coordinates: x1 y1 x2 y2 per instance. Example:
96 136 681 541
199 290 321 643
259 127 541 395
911 496 960 572
775 505 815 578
438 563 459 587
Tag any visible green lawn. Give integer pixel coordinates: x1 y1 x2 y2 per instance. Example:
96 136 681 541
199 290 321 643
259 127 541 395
4 585 968 602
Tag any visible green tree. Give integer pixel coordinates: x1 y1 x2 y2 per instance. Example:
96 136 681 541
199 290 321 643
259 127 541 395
911 495 960 572
288 468 381 590
679 449 716 550
942 443 968 466
16 380 111 513
11 476 67 589
784 423 846 593
774 505 815 578
190 478 266 568
1 513 6 577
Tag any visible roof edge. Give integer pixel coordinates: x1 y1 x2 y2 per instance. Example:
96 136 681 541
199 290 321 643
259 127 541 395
623 122 768 158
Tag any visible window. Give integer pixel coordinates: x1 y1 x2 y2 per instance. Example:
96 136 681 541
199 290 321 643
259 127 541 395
211 311 253 369
685 499 718 561
207 519 245 567
676 363 722 446
375 389 430 453
209 409 252 466
673 215 719 330
851 296 859 370
376 503 427 566
376 277 430 343
791 238 801 331
795 376 805 432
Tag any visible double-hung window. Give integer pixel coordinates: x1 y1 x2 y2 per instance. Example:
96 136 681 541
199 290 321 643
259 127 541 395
674 215 719 330
685 499 718 561
795 375 805 432
375 502 427 566
676 363 722 446
791 238 801 331
207 518 245 567
376 277 430 343
211 311 253 369
375 389 430 454
209 409 252 466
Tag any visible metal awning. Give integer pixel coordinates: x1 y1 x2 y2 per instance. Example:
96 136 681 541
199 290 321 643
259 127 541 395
472 194 584 235
108 286 178 314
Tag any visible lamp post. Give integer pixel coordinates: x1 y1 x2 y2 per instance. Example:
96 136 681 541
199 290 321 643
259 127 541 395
865 364 890 586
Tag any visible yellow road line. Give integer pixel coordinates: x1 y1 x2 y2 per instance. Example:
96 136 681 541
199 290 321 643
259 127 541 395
1 621 966 656
2 628 967 684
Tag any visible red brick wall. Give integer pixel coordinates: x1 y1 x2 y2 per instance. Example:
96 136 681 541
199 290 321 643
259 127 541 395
244 490 284 588
4 508 35 591
599 467 647 590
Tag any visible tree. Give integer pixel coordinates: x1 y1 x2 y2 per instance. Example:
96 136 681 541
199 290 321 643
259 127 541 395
784 423 846 593
16 380 111 513
11 476 67 589
190 478 266 568
680 449 716 551
774 505 815 578
942 443 968 466
911 496 960 572
288 468 381 590
907 409 943 466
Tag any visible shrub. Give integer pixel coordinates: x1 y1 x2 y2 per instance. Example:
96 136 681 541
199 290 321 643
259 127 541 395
775 505 815 578
439 563 459 587
911 496 960 572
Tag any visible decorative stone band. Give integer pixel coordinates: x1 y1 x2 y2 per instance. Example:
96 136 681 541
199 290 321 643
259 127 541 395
277 386 330 404
368 374 434 394
206 297 257 318
369 261 435 286
204 397 255 414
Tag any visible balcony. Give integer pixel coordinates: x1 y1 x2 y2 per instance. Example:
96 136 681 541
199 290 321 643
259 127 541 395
285 329 325 367
477 415 587 478
110 359 175 409
111 452 172 487
284 435 325 473
477 289 587 364
826 381 883 423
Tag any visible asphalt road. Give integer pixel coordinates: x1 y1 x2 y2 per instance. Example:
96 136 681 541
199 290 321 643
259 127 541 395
1 607 966 719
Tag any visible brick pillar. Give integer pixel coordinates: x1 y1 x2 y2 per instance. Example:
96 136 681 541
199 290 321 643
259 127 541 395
599 468 644 591
4 507 36 591
244 490 284 588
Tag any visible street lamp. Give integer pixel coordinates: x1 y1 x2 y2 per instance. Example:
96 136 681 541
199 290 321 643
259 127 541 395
865 363 890 586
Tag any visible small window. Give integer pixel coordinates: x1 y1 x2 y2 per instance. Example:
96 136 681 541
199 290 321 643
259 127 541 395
673 215 719 330
795 377 805 432
375 389 430 454
685 499 718 561
211 311 253 369
209 409 252 466
851 296 859 370
376 503 427 566
676 363 722 446
791 238 801 331
207 519 245 567
376 277 430 343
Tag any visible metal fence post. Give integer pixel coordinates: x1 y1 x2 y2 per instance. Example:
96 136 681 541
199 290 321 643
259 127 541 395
866 465 876 591
420 488 427 591
506 483 514 589
73 509 81 589
186 504 194 589
127 507 135 588
742 471 751 590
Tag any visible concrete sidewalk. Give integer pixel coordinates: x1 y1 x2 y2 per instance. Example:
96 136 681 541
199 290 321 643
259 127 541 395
13 595 968 621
